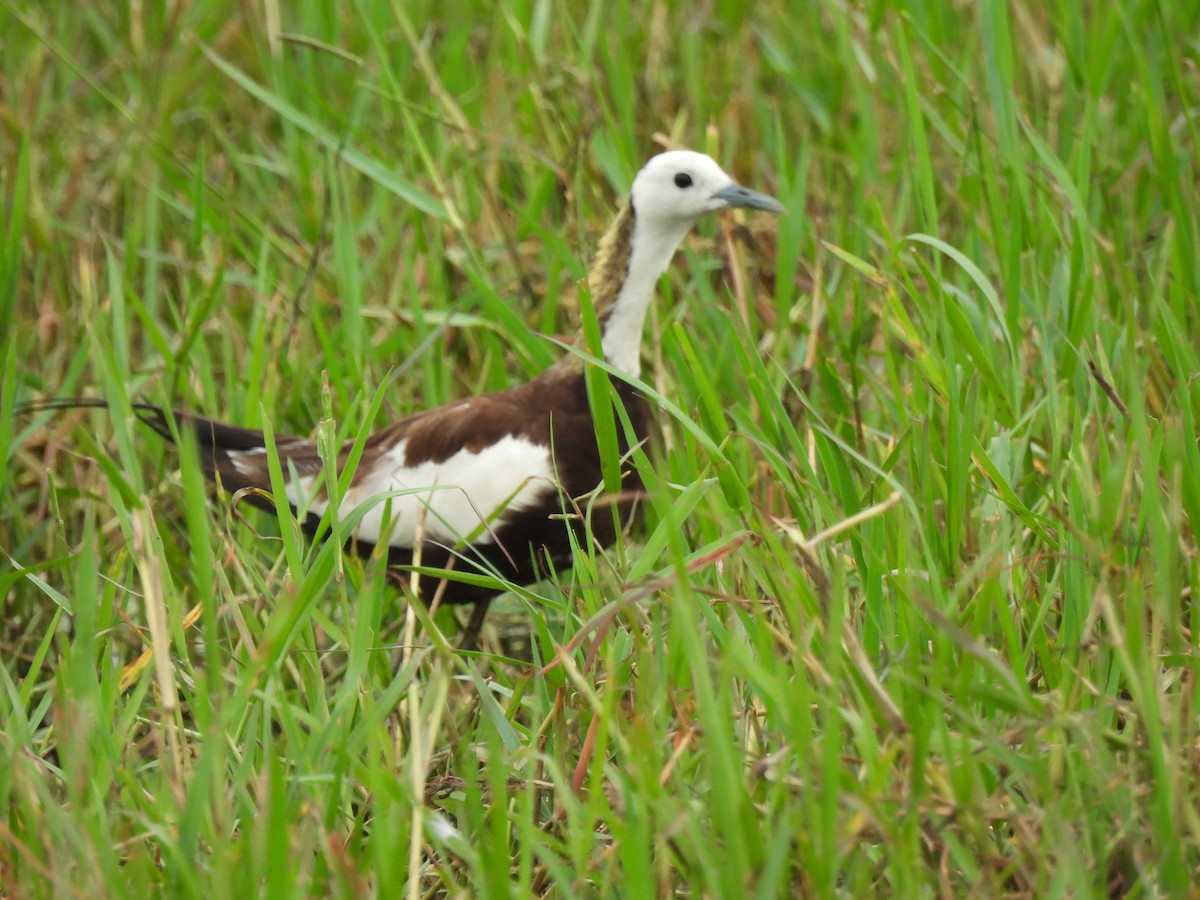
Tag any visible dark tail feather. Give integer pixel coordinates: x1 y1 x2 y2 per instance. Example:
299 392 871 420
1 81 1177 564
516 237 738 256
17 398 311 497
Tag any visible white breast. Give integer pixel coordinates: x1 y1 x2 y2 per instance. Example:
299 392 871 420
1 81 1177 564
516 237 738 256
286 435 557 547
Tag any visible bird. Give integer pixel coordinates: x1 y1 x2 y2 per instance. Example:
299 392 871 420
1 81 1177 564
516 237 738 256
19 150 784 636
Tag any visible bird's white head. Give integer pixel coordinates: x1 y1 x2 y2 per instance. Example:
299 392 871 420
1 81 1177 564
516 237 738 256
629 150 786 225
593 149 785 377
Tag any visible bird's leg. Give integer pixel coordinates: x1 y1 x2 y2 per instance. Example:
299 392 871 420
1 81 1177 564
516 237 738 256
458 598 493 652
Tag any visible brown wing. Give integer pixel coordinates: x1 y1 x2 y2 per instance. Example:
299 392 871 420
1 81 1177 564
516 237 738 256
338 368 651 603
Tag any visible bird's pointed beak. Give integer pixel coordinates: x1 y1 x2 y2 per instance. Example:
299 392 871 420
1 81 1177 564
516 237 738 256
711 183 786 214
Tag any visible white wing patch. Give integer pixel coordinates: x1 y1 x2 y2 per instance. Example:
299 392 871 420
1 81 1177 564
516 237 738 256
227 446 267 475
285 435 556 547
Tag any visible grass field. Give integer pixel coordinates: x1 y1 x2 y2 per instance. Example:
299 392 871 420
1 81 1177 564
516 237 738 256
4 0 1200 895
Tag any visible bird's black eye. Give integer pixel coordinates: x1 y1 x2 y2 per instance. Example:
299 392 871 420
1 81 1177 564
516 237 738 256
674 172 693 189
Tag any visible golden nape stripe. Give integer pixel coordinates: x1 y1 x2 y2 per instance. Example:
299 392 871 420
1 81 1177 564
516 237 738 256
18 150 785 643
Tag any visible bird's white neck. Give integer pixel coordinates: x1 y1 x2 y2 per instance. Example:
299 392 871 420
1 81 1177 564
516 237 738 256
598 213 693 378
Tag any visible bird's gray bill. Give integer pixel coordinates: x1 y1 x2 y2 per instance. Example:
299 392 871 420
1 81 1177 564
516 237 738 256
711 183 786 213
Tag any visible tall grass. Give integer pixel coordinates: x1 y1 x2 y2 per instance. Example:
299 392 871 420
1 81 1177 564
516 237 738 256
3 0 1199 894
